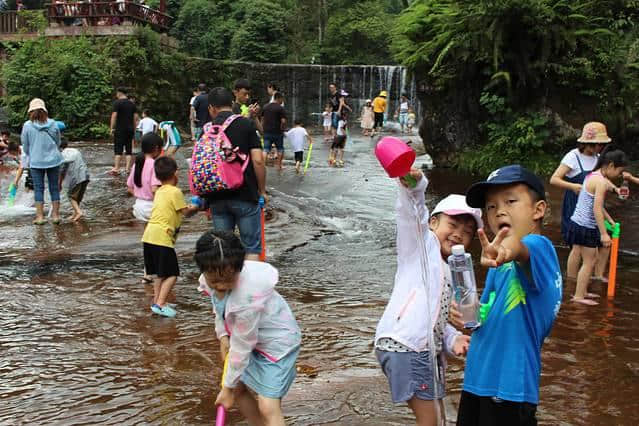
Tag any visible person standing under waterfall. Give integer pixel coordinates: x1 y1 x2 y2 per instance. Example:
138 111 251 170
328 83 346 137
192 83 209 141
372 90 388 137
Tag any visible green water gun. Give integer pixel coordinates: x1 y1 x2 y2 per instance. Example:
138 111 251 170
604 220 621 238
8 183 17 207
479 291 496 324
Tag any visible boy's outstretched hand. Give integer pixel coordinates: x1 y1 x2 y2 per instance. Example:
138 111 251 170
478 228 512 268
399 168 423 188
452 335 470 356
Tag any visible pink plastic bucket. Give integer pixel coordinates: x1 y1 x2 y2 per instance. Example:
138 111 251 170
375 137 415 178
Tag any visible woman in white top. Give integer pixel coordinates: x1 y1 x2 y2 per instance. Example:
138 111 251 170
550 122 610 280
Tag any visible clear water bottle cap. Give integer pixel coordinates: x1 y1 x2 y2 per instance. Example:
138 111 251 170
452 245 466 256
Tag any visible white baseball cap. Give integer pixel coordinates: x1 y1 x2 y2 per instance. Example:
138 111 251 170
431 194 483 229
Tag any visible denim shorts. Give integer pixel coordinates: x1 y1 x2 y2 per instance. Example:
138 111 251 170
263 133 284 153
376 349 445 403
209 199 261 254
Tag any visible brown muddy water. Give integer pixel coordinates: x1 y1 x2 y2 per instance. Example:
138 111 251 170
1 134 638 425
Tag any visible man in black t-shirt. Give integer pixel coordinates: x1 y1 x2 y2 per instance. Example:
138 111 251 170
231 78 263 134
328 83 346 137
191 83 209 141
109 87 137 175
261 92 287 170
204 87 266 261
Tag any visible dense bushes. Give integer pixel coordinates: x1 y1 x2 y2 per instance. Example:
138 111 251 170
392 0 639 174
1 28 234 139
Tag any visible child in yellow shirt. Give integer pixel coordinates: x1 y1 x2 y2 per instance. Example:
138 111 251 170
142 156 199 318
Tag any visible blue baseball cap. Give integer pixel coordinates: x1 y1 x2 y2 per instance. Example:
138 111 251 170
466 164 546 208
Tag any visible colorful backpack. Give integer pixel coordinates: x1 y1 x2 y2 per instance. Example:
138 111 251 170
189 114 249 196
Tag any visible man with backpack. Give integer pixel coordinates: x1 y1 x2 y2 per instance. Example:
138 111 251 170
198 87 266 261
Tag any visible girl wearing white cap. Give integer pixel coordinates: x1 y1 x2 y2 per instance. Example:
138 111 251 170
21 98 63 225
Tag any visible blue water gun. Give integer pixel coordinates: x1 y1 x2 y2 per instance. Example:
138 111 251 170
8 182 17 206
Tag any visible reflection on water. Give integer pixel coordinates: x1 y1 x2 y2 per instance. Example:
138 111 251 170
1 138 638 425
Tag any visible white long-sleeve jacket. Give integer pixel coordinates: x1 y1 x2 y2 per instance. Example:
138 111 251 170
374 176 461 356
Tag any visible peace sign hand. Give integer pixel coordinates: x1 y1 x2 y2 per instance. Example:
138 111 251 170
478 228 512 268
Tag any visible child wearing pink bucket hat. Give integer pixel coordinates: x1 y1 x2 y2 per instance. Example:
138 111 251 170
550 122 612 284
374 165 481 424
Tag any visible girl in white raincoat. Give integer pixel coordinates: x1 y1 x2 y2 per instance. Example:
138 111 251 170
195 230 301 426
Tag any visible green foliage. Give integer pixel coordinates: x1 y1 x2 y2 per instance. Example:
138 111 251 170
457 93 558 175
2 37 114 139
172 0 235 59
321 1 394 64
229 0 288 63
17 9 47 33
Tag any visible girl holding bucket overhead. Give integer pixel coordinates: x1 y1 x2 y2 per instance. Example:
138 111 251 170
550 122 611 282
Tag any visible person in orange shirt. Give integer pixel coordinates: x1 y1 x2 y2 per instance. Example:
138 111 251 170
372 90 388 136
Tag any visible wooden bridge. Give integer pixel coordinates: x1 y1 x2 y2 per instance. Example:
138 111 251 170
0 1 172 41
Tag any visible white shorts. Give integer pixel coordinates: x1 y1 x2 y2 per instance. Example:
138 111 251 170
133 198 154 222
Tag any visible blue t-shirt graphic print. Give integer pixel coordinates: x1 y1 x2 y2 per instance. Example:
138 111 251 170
463 234 562 404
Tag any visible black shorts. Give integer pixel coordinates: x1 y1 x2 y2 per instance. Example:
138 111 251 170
331 135 346 150
374 112 384 129
294 151 303 162
457 391 537 426
114 129 134 155
69 180 89 203
143 242 180 278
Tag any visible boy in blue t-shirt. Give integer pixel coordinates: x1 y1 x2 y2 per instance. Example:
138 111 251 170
457 165 562 426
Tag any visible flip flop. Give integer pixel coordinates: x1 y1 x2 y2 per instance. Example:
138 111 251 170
585 292 601 299
51 218 61 225
33 219 47 225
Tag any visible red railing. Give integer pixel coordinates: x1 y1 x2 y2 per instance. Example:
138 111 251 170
46 1 171 31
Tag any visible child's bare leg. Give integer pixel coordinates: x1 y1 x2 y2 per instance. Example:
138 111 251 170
70 199 83 221
594 246 610 280
566 245 582 279
573 246 598 305
152 277 162 305
235 384 264 426
157 276 177 306
407 397 437 426
257 395 284 426
338 148 344 162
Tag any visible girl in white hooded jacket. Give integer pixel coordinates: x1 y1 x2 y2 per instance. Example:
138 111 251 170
375 168 481 425
195 230 301 426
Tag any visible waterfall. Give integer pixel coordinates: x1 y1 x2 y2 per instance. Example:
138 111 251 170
231 62 418 129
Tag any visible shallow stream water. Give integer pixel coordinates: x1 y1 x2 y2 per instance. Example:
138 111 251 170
1 133 638 425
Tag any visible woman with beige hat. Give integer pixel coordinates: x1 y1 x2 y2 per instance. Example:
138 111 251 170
550 122 611 281
21 98 63 225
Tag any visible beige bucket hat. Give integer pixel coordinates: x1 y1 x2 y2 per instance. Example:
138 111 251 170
28 98 47 113
577 122 611 143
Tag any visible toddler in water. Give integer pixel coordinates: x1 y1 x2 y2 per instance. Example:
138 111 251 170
195 230 301 426
127 133 163 222
329 116 347 167
59 140 90 222
564 147 627 305
360 99 374 136
457 165 562 425
375 168 477 425
141 156 199 318
322 103 332 141
285 119 313 174
407 108 416 134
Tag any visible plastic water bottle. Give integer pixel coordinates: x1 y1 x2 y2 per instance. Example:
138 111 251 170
448 244 480 330
618 181 629 200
